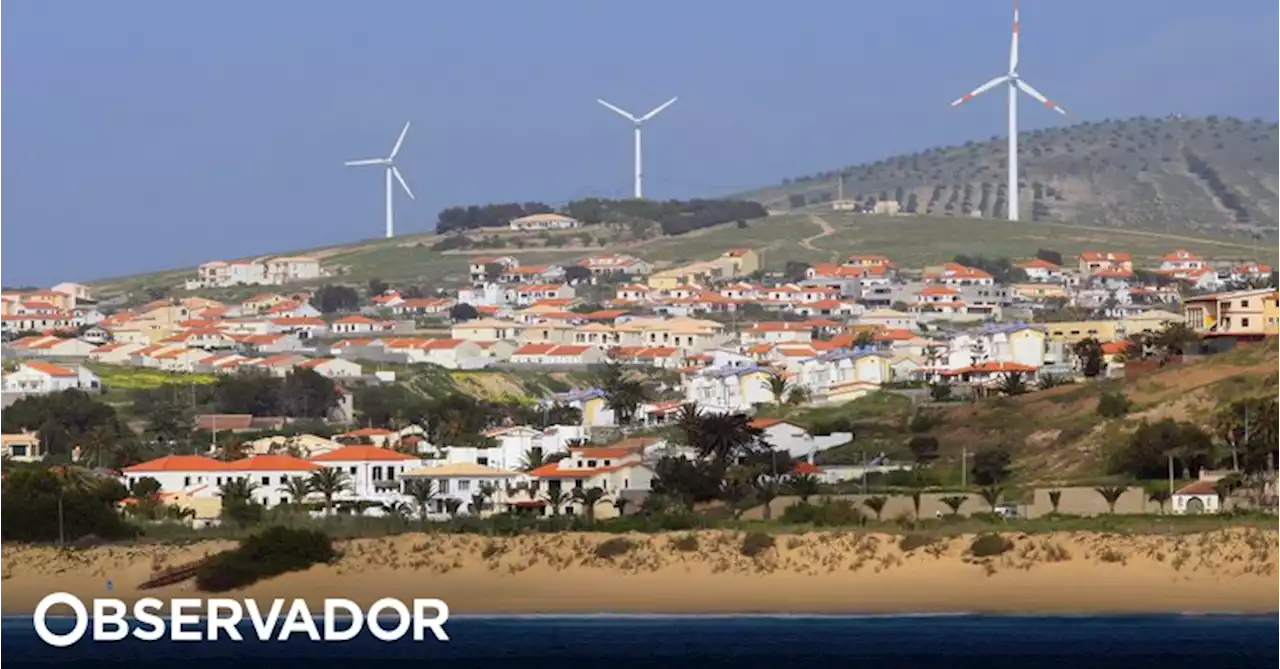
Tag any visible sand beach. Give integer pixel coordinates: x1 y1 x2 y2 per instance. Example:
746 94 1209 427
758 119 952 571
2 528 1276 614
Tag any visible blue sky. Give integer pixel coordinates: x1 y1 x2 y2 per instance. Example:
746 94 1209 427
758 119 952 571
3 0 1277 285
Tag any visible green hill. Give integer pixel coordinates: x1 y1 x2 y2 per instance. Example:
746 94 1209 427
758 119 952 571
739 116 1279 238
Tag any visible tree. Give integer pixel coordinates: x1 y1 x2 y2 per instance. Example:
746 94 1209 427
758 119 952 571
218 478 262 526
783 261 811 283
612 498 631 516
570 486 609 523
940 495 967 516
997 372 1027 396
1072 338 1105 378
543 489 570 516
978 485 1003 513
764 376 790 405
1148 488 1171 514
213 369 283 416
651 456 723 509
685 412 765 471
449 303 479 322
310 284 360 314
280 368 341 419
1 468 132 543
1153 322 1200 356
1048 490 1062 514
1112 419 1214 480
906 435 940 465
308 468 351 516
470 483 497 516
444 498 463 517
785 385 812 406
403 479 439 523
970 447 1011 485
520 448 546 472
1214 397 1279 474
603 379 647 425
928 383 953 402
367 278 390 297
862 495 888 521
1096 391 1131 418
784 473 821 502
909 488 923 520
563 266 592 284
1095 485 1128 514
283 477 313 505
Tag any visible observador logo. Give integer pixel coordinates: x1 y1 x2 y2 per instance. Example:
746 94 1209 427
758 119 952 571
33 593 450 646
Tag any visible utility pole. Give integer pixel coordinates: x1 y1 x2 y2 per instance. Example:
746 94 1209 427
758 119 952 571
961 447 968 489
1167 453 1175 498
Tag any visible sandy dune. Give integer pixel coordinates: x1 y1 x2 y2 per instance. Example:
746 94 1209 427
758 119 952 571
3 529 1276 614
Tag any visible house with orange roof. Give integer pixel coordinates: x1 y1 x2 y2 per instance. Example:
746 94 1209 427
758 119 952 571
1015 257 1064 283
330 314 394 335
511 343 607 366
390 297 456 317
88 341 147 364
925 263 995 287
252 352 309 377
608 345 685 369
1158 249 1206 274
1 361 100 395
152 347 212 373
161 327 239 351
241 293 290 315
614 283 652 302
269 316 329 340
741 321 815 345
504 283 575 307
577 253 653 277
236 332 305 354
297 357 363 378
1227 262 1273 284
0 312 78 336
263 299 321 319
747 417 853 462
379 337 485 368
1078 251 1133 276
6 335 95 358
516 447 654 518
450 318 522 342
1 431 44 462
720 248 761 275
500 264 566 284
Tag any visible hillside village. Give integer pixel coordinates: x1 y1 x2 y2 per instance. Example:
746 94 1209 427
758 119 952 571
1 237 1276 526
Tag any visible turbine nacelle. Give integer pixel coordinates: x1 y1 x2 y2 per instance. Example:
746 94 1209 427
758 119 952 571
344 121 415 238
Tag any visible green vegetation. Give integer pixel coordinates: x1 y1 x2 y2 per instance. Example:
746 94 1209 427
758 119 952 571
195 526 337 592
593 537 637 560
740 531 776 557
0 467 135 543
969 533 1013 557
740 116 1278 237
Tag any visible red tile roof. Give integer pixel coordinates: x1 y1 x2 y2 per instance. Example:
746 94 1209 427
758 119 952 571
311 445 417 462
123 454 225 473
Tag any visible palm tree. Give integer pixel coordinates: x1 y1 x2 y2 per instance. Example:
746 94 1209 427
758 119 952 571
217 477 257 504
785 384 812 406
403 479 440 524
51 466 93 546
785 473 821 502
690 413 763 469
978 485 1003 513
909 488 923 520
283 477 313 505
1095 485 1128 514
80 425 114 469
862 495 888 521
543 489 571 516
469 483 497 516
1148 488 1172 514
763 376 790 405
997 372 1027 396
570 486 609 523
444 498 463 517
1048 490 1062 514
308 468 351 516
940 495 967 516
613 498 631 517
519 448 546 472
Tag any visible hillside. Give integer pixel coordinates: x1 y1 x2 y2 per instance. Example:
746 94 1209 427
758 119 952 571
790 341 1278 483
93 211 1278 303
739 116 1279 238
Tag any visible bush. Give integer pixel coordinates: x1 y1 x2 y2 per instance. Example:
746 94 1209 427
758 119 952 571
672 534 699 552
594 537 636 560
968 533 1013 557
779 499 863 527
195 526 336 592
899 534 937 552
740 531 776 558
1096 392 1132 418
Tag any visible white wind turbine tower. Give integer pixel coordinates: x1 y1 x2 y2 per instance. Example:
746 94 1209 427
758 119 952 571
950 0 1066 221
344 122 415 238
597 96 678 199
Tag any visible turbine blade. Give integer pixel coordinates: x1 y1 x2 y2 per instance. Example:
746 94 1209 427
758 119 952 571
344 158 385 166
389 122 411 159
1015 79 1067 115
1009 0 1021 73
597 99 638 122
639 96 678 122
949 76 1009 106
392 166 415 200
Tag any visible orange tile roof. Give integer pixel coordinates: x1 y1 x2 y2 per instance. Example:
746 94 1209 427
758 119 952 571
123 454 225 473
1080 251 1132 262
22 361 78 376
226 454 320 472
1101 340 1129 355
335 314 379 324
748 417 789 429
791 461 823 475
1015 258 1060 269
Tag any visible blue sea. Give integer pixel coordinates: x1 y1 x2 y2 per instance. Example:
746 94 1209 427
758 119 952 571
4 614 1277 668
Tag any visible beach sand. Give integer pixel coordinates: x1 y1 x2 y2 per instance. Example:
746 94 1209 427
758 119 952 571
2 528 1276 614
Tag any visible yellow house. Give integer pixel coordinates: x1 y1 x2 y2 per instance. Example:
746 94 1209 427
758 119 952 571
1040 312 1181 345
451 318 520 341
1011 283 1069 301
582 395 608 425
0 432 43 462
1183 288 1277 337
721 249 761 276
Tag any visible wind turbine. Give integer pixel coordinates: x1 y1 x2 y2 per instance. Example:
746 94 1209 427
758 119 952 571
345 122 415 238
949 0 1066 222
596 96 678 199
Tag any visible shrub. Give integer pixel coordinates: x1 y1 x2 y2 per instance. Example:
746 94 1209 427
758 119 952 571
899 534 937 553
195 526 336 592
1096 391 1132 418
740 532 776 558
779 499 863 527
594 537 636 560
672 534 699 552
968 533 1013 557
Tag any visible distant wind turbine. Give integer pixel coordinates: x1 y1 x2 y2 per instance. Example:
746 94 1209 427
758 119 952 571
596 96 678 199
949 0 1066 222
345 122 415 238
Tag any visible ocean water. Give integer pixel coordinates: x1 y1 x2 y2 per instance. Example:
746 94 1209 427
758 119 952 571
3 613 1277 668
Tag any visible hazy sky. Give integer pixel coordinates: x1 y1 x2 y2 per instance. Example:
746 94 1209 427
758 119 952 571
3 0 1277 285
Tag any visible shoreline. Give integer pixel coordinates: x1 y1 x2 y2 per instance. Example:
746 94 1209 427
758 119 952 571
3 529 1276 615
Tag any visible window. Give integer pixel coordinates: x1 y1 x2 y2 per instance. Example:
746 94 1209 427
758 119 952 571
349 466 357 475
587 460 597 468
1241 300 1250 308
184 476 191 486
1241 318 1250 328
574 479 584 489
372 466 383 480
387 468 396 481
459 480 471 492
477 456 489 466
216 477 223 485
603 460 611 467
438 480 450 494
279 476 287 485
261 476 270 486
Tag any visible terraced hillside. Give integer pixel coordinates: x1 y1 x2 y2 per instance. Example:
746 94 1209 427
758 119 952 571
741 116 1279 238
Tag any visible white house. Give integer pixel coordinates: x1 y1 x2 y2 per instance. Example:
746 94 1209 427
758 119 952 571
515 444 654 518
1015 258 1064 283
1171 479 1221 515
297 357 364 378
381 338 485 369
330 314 393 335
509 213 582 231
214 454 323 508
7 335 95 358
120 454 227 497
309 445 423 501
1 432 44 462
510 344 607 365
1 362 101 395
399 463 520 517
749 418 854 462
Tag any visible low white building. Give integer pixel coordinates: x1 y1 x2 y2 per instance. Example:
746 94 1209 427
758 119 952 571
749 418 853 462
1171 479 1221 515
399 463 520 517
1 362 101 395
509 213 581 231
309 445 423 501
